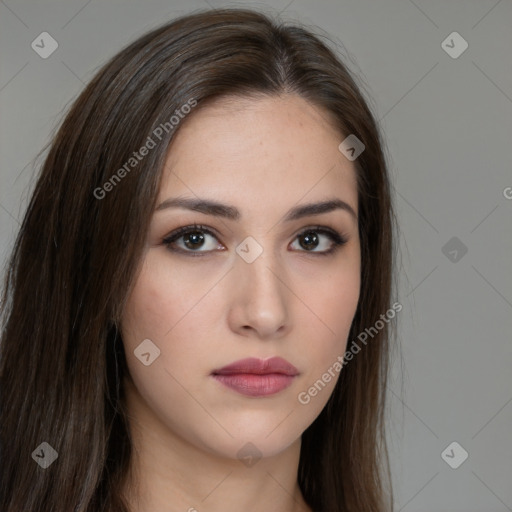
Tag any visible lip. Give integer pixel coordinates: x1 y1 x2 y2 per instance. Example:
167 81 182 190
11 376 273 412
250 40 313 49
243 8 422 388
211 357 299 397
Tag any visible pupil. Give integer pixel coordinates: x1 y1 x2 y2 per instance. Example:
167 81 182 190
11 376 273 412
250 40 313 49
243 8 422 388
184 231 204 249
301 231 318 250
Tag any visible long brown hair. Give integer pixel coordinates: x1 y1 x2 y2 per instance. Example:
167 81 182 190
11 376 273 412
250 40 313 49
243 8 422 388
0 8 397 511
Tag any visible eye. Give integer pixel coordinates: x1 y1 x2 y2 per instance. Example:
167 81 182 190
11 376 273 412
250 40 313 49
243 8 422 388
163 224 223 256
289 226 347 255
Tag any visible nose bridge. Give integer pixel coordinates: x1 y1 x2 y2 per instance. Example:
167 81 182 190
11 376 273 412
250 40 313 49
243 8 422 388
247 250 280 293
231 242 289 335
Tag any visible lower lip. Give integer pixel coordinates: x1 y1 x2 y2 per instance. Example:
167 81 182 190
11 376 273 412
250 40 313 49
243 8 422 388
212 373 296 397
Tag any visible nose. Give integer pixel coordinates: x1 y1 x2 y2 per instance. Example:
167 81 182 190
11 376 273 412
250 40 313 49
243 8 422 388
227 247 289 340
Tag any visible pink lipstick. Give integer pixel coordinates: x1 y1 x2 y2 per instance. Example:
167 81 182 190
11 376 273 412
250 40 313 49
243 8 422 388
211 357 299 397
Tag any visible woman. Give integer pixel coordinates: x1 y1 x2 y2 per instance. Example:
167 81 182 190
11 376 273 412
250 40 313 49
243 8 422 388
0 7 397 512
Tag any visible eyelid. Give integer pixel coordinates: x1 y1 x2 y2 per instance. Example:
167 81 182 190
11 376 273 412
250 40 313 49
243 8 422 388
292 225 348 256
162 223 348 256
162 223 223 256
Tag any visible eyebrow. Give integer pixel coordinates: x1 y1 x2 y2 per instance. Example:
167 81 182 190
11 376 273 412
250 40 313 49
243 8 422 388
155 196 357 222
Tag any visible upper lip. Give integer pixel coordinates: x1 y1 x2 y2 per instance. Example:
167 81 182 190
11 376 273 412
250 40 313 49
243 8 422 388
212 357 299 376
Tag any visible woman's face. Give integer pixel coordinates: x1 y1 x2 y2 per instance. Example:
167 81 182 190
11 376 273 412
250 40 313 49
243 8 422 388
120 94 361 460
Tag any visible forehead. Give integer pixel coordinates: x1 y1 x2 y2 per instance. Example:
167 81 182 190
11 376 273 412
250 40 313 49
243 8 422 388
159 94 358 213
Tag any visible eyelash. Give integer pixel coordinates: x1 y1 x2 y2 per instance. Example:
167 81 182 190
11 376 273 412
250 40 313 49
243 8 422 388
162 223 347 257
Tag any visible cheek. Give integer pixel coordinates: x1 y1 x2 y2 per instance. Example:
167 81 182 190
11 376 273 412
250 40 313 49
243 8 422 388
306 270 359 327
297 253 360 333
295 259 360 382
119 256 217 425
120 253 221 388
121 253 208 344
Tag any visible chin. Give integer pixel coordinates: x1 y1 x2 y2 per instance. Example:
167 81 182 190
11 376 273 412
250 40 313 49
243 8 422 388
190 413 308 462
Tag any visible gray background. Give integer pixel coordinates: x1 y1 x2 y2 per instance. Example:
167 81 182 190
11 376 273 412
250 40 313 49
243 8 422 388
1 0 511 510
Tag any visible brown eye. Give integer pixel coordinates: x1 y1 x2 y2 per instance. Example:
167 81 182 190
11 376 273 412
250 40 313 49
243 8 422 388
163 224 224 255
182 231 206 250
290 227 347 255
298 230 320 251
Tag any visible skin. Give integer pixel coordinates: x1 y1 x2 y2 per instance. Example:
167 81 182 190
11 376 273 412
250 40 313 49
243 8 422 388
119 93 361 512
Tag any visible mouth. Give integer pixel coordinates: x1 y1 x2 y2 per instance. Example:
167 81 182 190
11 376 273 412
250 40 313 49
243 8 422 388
211 357 299 397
